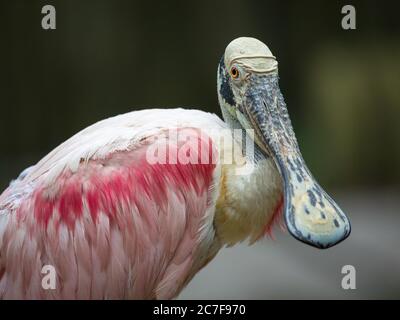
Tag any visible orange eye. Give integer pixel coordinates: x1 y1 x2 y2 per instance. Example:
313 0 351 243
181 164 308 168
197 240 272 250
230 66 239 79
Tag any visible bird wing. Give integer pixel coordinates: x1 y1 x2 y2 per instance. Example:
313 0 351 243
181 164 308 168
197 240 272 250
0 108 225 299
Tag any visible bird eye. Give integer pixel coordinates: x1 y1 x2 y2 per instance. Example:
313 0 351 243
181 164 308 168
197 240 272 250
230 66 239 79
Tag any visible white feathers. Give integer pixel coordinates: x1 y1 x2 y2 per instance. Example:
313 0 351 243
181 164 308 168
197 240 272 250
216 158 283 246
21 108 227 185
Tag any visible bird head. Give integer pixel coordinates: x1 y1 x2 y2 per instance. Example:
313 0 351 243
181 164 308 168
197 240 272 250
217 37 351 249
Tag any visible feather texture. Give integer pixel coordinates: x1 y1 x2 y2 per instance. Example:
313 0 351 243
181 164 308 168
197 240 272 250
0 109 225 299
0 108 284 299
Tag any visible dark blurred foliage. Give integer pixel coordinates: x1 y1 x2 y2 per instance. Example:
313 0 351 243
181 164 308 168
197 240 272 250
0 0 399 191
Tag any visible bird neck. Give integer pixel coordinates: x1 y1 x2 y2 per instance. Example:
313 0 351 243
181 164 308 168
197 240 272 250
214 113 284 246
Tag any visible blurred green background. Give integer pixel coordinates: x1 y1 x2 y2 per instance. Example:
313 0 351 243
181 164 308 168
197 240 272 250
0 0 399 299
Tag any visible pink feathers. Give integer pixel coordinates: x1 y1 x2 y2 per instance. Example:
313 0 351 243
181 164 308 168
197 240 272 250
34 179 83 227
262 194 284 239
30 129 215 228
0 127 218 299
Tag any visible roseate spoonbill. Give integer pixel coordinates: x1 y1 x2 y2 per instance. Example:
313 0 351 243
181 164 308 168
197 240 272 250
0 37 350 299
